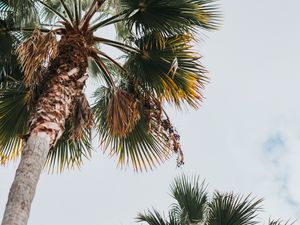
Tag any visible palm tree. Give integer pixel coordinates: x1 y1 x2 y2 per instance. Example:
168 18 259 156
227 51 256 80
137 175 294 225
0 0 220 224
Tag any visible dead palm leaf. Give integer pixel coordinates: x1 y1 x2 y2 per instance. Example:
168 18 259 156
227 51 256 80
70 94 94 141
107 88 141 137
16 29 58 87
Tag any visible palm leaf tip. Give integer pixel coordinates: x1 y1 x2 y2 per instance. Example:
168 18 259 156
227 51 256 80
268 219 295 225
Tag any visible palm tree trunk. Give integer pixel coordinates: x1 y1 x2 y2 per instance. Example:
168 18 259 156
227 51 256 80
1 34 88 225
1 132 51 225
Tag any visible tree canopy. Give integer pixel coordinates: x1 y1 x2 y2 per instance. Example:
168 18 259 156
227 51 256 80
0 0 220 172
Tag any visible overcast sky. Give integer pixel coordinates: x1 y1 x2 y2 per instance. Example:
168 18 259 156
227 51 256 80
1 0 300 224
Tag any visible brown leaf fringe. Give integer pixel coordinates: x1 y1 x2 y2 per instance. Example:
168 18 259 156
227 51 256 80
107 88 141 137
16 29 58 87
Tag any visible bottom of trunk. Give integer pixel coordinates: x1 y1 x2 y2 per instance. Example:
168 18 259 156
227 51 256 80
1 132 51 225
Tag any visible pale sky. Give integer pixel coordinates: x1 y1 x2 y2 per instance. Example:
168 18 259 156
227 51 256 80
1 0 300 224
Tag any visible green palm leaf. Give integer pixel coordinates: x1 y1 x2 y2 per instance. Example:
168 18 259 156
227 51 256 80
45 126 92 173
207 192 262 225
170 175 208 225
268 219 295 225
0 83 28 163
121 0 220 36
0 0 219 173
135 175 291 225
0 0 38 25
137 210 168 225
0 83 92 171
125 33 207 108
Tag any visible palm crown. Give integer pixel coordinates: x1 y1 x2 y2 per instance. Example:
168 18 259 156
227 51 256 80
0 0 220 172
137 175 293 225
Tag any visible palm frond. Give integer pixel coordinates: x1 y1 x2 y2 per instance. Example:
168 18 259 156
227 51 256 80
207 192 263 225
45 124 92 173
40 0 62 22
137 209 168 225
0 0 38 26
0 15 29 86
0 48 23 83
0 81 93 171
170 175 208 225
0 22 14 55
121 0 220 36
107 88 141 137
0 83 28 164
0 1 10 13
37 0 71 24
268 219 295 225
92 86 171 172
125 33 207 108
16 29 58 87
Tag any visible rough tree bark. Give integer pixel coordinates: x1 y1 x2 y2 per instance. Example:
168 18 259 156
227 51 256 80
1 33 88 225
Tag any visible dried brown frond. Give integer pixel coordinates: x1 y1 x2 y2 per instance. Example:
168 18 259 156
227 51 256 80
107 88 141 137
70 94 93 141
16 29 58 87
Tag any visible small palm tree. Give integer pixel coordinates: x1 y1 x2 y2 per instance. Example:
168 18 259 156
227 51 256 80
0 0 220 224
137 175 294 225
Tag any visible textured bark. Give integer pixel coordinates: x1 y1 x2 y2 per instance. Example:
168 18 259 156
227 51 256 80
28 33 89 146
1 132 51 225
2 33 89 225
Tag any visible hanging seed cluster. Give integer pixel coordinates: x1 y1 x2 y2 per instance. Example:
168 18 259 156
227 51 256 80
144 98 184 166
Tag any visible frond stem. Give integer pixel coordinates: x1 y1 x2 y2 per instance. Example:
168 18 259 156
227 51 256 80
59 0 74 23
36 0 71 25
93 36 140 53
96 50 126 72
89 11 127 31
80 0 106 32
73 0 80 26
91 53 115 88
78 0 82 19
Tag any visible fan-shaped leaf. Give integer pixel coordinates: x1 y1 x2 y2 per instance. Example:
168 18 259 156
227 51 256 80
170 175 208 225
121 0 220 36
92 86 171 171
0 83 28 164
137 210 168 225
45 125 92 173
207 192 262 225
125 33 207 108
